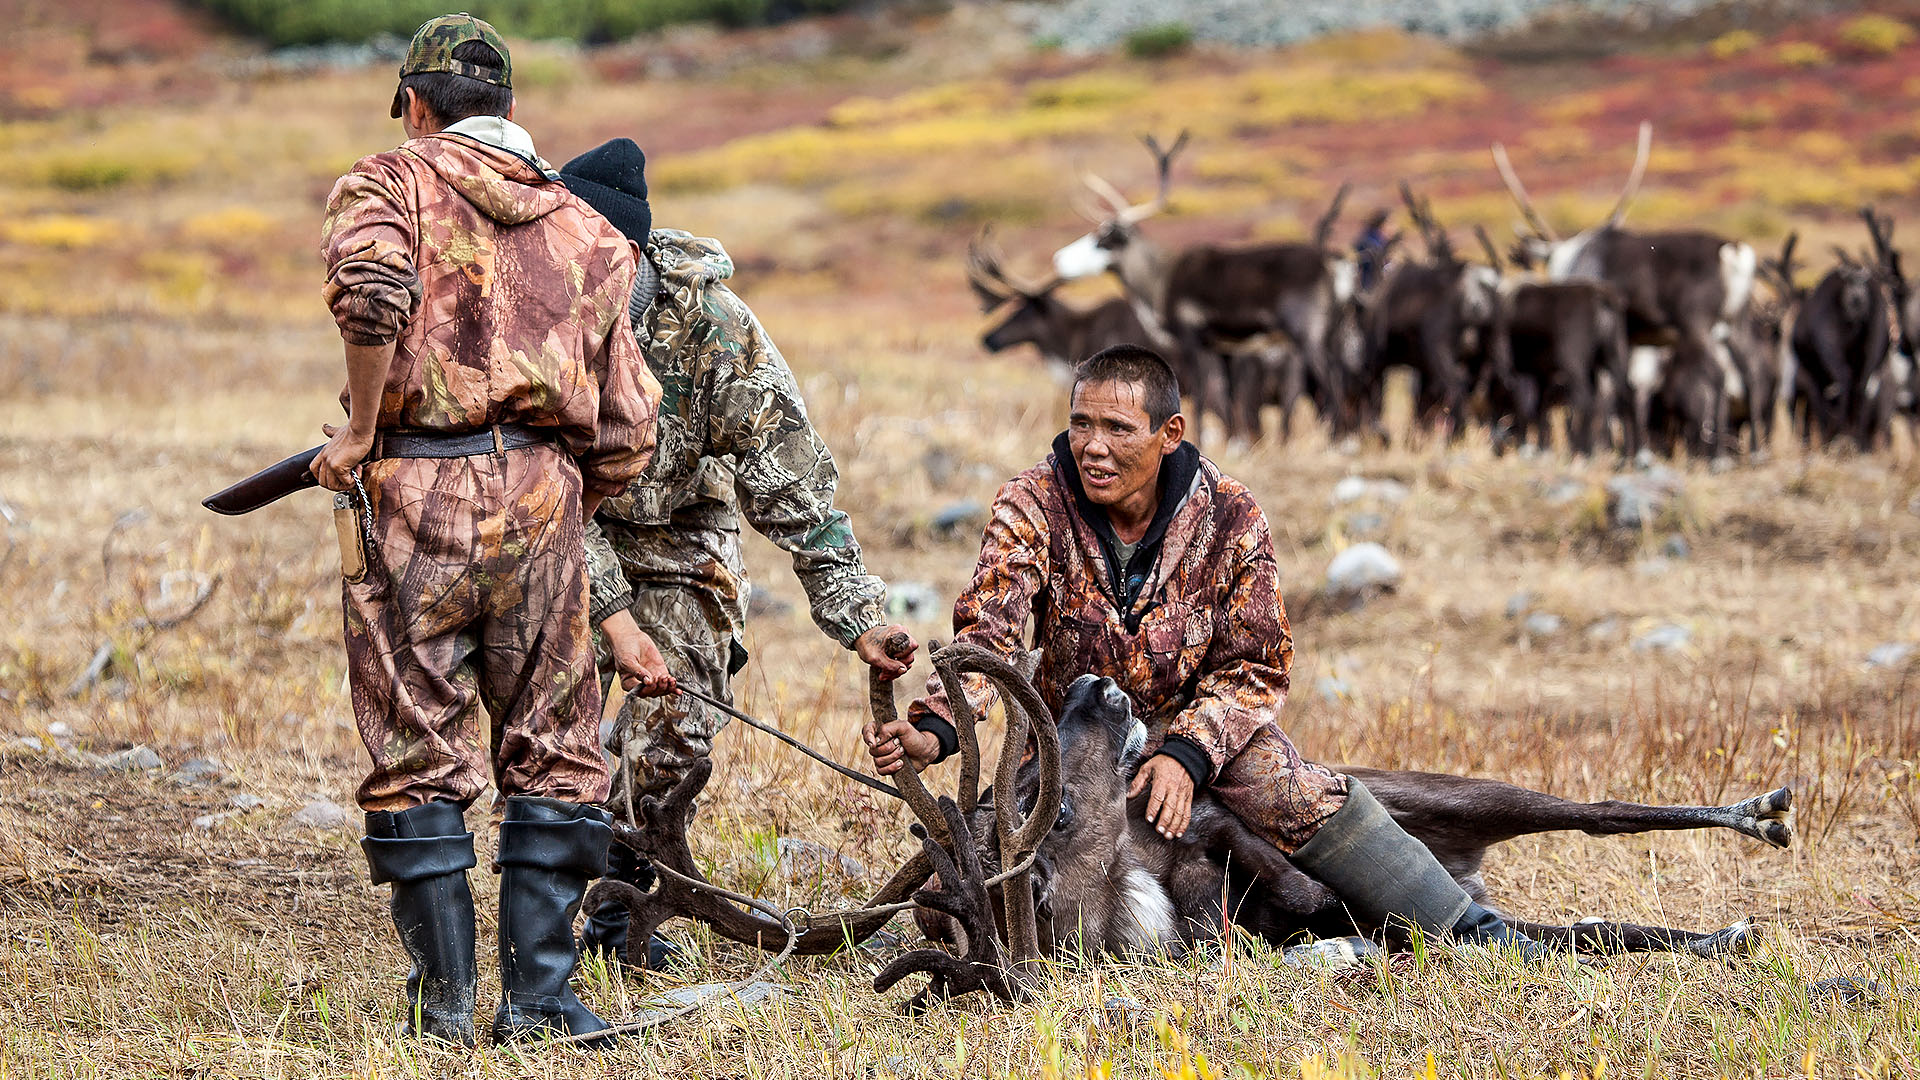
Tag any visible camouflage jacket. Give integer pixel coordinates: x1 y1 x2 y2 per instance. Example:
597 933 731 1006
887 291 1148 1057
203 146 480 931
584 230 886 647
320 132 660 497
909 437 1294 787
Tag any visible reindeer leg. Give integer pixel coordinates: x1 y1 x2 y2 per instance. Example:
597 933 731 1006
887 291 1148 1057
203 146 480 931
1507 917 1757 958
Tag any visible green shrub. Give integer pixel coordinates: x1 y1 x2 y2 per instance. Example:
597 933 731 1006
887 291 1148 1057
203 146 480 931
195 0 854 46
1123 22 1193 59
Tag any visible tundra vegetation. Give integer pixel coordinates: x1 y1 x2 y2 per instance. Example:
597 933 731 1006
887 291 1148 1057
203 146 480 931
1 3 1918 1077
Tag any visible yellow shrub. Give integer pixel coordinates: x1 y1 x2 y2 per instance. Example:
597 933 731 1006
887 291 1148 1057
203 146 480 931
1777 41 1832 68
1839 13 1915 56
180 207 278 246
1024 72 1153 110
1709 30 1761 60
1789 129 1853 162
3 215 115 249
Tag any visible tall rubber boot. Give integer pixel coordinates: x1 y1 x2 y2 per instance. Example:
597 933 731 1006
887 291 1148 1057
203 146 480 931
578 842 684 971
361 801 479 1046
1291 779 1552 958
491 796 616 1048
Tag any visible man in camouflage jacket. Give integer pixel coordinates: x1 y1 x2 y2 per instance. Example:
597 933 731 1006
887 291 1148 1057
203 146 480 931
865 346 1552 957
558 139 916 966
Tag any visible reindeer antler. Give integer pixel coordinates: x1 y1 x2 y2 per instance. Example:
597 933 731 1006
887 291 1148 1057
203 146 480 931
1474 224 1504 274
1491 140 1558 244
1314 181 1353 251
966 227 1061 311
1604 120 1653 227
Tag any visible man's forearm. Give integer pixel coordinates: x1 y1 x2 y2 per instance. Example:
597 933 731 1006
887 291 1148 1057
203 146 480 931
342 341 394 437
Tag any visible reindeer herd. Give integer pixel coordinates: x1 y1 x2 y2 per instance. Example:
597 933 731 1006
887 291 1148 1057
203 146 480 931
968 123 1920 459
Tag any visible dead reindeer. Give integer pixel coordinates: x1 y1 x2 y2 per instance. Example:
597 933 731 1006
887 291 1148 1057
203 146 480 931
1474 226 1628 456
1354 185 1499 441
924 673 1788 976
1052 131 1357 443
1494 122 1760 458
965 229 1169 379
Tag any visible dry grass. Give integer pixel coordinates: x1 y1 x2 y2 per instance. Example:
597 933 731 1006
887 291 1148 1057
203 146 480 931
4 5 1920 1077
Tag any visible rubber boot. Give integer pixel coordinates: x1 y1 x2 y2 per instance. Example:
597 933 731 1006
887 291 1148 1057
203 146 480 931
1292 779 1552 959
361 801 479 1046
491 796 616 1048
578 842 685 972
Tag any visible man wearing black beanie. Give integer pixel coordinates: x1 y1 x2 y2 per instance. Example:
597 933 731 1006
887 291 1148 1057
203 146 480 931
559 138 918 969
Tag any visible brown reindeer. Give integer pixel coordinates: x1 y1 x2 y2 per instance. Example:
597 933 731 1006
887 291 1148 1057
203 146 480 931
1494 123 1760 458
1052 133 1356 443
964 230 1170 376
922 673 1786 974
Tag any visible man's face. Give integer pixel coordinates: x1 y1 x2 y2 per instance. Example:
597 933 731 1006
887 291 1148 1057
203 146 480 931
1067 379 1182 510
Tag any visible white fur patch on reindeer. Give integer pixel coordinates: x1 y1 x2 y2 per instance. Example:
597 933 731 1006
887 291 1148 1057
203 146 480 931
1117 866 1176 949
1053 234 1113 280
1120 720 1148 773
1628 345 1667 394
1329 258 1357 304
1720 242 1757 319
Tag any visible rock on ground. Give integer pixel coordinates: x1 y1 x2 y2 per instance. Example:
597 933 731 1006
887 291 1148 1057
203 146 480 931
1867 643 1913 669
290 799 350 829
1325 542 1403 595
1632 623 1692 653
1331 476 1409 506
1606 466 1684 530
103 745 163 771
776 837 867 879
1523 613 1563 638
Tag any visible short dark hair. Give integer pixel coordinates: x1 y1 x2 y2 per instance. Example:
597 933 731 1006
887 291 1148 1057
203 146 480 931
1072 345 1182 429
399 40 513 125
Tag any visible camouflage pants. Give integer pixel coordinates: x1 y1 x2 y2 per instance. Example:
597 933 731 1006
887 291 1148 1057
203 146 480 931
344 444 610 813
599 584 742 822
1206 726 1349 854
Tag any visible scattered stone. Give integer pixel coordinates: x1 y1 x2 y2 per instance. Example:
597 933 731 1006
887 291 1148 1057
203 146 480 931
619 981 788 1025
1662 535 1691 560
1281 936 1385 971
886 581 942 621
169 758 227 787
1633 557 1672 578
1605 466 1684 530
1541 477 1586 506
290 799 350 829
7 735 48 756
1808 977 1886 1007
858 928 905 954
1505 592 1533 618
776 837 866 879
1586 618 1622 641
930 500 987 541
1331 476 1409 506
229 794 266 811
1523 613 1564 638
192 811 240 831
746 585 793 620
1866 643 1914 669
1325 543 1403 597
47 721 72 738
1315 675 1352 701
1632 623 1692 654
103 745 163 771
1343 512 1386 539
1100 994 1149 1026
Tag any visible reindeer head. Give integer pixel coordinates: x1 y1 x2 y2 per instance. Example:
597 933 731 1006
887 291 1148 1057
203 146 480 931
967 228 1070 356
1492 121 1652 279
1053 132 1188 280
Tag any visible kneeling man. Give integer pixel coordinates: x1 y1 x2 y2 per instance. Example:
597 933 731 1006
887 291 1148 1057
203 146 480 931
866 345 1541 953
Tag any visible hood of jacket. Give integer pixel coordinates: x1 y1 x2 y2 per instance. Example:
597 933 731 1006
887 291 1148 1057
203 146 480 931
402 133 570 226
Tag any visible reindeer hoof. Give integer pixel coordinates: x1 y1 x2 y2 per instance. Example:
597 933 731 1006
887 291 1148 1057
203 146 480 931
1686 920 1756 958
1729 787 1794 849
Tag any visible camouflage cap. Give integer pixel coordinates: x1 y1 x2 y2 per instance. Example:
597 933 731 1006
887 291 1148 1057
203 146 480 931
390 12 512 118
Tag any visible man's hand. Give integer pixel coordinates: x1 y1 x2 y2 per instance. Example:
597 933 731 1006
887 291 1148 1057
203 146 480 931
1128 754 1195 840
863 716 940 776
854 624 919 682
601 608 676 697
311 423 375 492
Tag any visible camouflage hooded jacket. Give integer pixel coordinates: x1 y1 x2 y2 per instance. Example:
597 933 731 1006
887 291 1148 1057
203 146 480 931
320 132 660 497
909 438 1295 787
583 230 886 647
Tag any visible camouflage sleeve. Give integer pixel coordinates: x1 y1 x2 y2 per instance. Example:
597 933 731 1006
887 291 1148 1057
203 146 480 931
320 156 420 347
584 517 636 627
907 475 1051 761
707 286 886 647
1164 499 1293 779
580 245 662 498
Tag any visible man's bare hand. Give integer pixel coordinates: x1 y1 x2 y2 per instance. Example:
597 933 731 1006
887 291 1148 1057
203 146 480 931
1128 754 1195 840
863 716 939 776
311 423 375 492
601 609 676 697
854 624 919 681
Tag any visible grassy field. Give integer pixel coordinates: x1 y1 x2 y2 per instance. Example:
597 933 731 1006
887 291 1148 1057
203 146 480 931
3 3 1919 1077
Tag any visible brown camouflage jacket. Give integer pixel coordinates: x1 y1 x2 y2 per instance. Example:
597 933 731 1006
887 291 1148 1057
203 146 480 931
584 230 886 647
910 437 1294 787
320 132 660 497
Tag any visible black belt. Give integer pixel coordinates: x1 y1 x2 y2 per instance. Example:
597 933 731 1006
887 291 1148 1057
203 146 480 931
369 423 551 461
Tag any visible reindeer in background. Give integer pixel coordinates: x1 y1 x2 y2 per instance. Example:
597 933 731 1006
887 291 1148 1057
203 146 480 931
964 229 1169 379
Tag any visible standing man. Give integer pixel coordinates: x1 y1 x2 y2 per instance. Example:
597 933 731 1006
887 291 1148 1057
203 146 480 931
310 16 662 1048
864 346 1547 956
552 139 918 967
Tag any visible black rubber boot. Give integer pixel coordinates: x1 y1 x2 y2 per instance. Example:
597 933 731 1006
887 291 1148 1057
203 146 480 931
491 796 616 1048
361 801 479 1046
1292 779 1553 959
578 843 685 972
